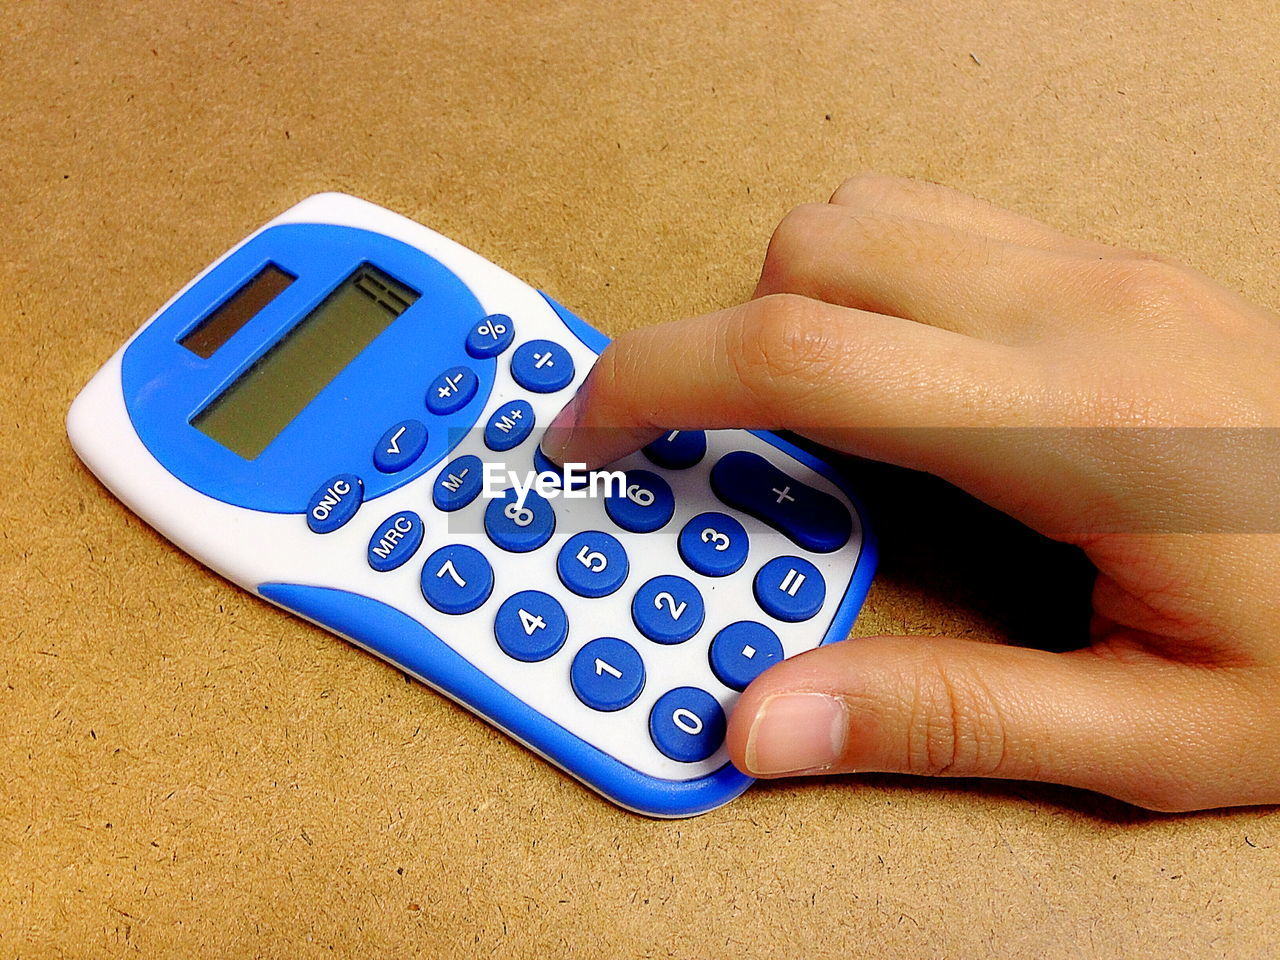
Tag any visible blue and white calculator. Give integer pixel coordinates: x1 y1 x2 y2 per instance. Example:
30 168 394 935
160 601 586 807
68 193 876 817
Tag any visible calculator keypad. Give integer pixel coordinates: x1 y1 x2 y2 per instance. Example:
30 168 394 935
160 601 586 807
301 293 864 786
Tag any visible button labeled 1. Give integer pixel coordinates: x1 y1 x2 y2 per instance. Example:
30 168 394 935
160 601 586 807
571 637 644 711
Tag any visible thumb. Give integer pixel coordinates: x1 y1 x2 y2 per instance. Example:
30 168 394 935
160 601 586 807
725 635 1260 811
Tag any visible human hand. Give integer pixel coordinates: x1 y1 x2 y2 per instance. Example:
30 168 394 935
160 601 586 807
540 173 1280 811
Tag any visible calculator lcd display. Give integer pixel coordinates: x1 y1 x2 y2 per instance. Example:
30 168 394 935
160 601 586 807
179 264 296 359
191 264 420 459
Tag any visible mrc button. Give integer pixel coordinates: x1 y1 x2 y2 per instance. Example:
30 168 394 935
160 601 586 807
367 511 425 572
306 473 364 534
710 451 852 553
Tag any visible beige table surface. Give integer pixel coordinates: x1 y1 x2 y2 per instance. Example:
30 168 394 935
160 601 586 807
3 1 1278 957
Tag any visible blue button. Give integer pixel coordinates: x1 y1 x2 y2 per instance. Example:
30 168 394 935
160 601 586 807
367 511 425 572
649 687 726 762
465 313 515 359
643 430 707 470
678 512 749 577
631 575 705 644
306 473 363 533
753 556 826 622
557 531 629 598
604 470 674 533
484 487 556 553
432 455 484 512
494 590 568 662
710 451 852 553
571 637 645 711
483 400 535 451
420 544 494 614
425 365 479 415
533 445 591 492
373 419 428 473
709 621 785 690
510 339 574 393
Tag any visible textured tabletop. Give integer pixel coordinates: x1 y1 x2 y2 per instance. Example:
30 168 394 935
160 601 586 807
3 2 1278 956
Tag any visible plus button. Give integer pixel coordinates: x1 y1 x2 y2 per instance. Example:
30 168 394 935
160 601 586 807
772 485 795 505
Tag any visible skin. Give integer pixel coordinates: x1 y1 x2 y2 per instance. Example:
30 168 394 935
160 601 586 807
540 173 1280 812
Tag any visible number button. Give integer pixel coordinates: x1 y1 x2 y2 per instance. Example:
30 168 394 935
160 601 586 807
677 512 749 577
631 575 705 645
642 430 707 470
510 339 574 393
494 590 568 662
306 473 363 533
366 511 425 572
432 455 483 512
420 544 494 614
425 365 478 415
373 419 428 473
649 688 726 762
557 531 629 598
483 399 535 451
604 469 674 533
571 637 645 711
465 313 515 359
753 556 826 622
709 621 784 690
484 488 556 553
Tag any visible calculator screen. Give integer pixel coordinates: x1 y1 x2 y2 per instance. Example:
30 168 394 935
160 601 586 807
191 263 420 459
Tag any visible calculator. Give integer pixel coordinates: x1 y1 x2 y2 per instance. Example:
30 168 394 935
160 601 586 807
67 193 876 818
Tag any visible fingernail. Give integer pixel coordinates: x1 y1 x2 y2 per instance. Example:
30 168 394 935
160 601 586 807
540 395 581 466
744 693 847 776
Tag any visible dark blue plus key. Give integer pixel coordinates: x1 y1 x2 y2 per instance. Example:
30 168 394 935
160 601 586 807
604 470 674 533
373 419 428 473
367 511 424 572
557 531 628 598
571 637 645 711
649 687 726 762
466 313 515 359
643 430 706 470
306 473 363 533
494 590 568 662
677 512 749 578
426 365 478 415
432 455 483 512
709 451 852 553
753 556 826 622
420 544 494 614
511 339 574 393
484 488 556 553
484 400 535 451
709 621 785 690
631 575 704 644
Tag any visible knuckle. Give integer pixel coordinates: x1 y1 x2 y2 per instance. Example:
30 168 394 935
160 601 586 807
904 658 1011 778
726 295 841 411
759 203 836 291
1092 257 1201 316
